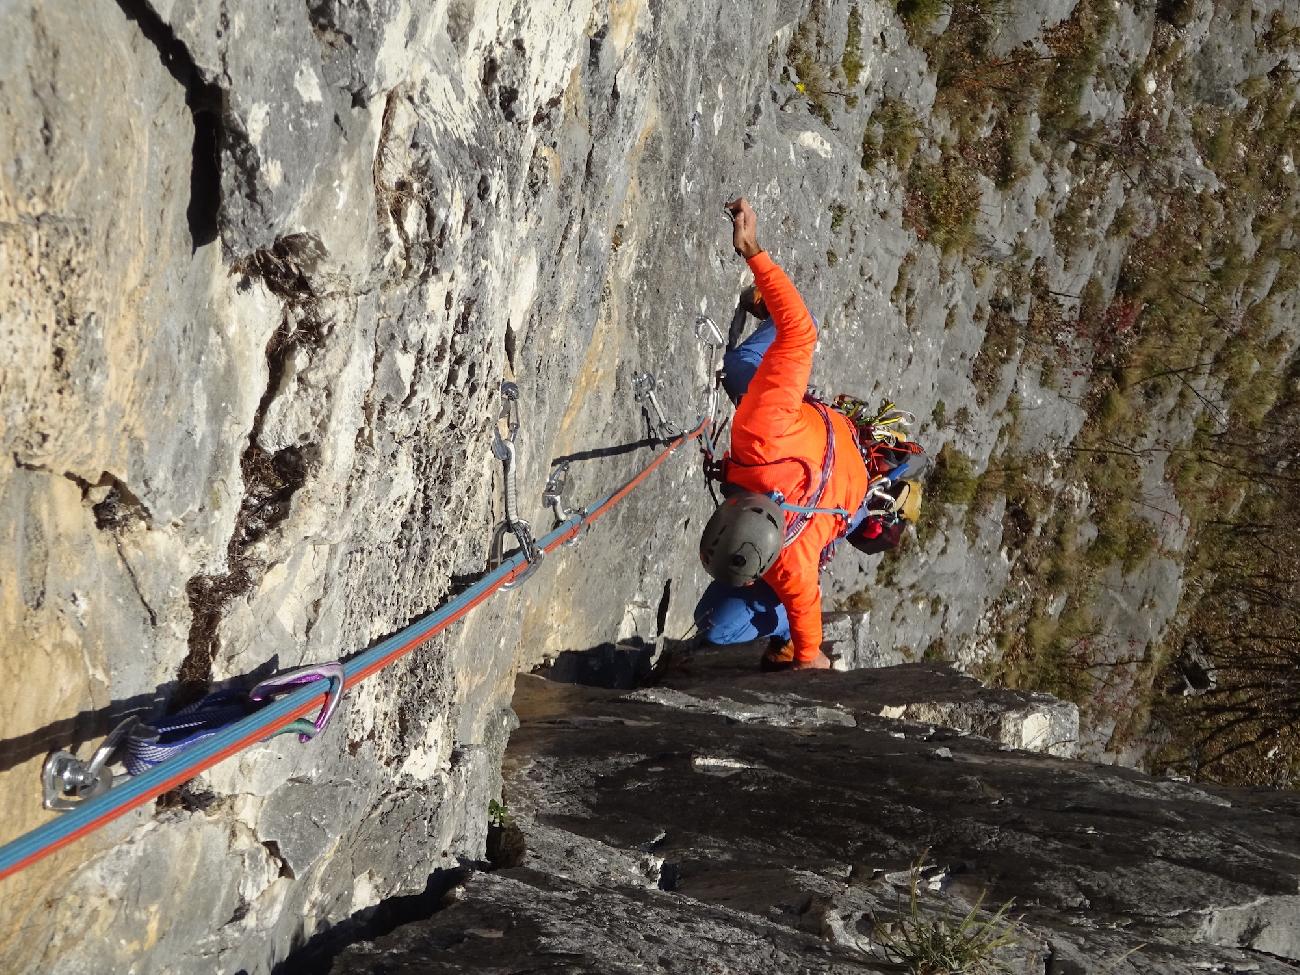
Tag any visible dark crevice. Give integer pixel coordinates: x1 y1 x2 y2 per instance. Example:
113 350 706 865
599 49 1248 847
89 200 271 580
498 85 519 121
113 0 223 249
657 860 680 891
232 233 328 303
155 783 218 812
88 472 153 530
533 637 657 690
530 92 562 127
587 24 607 68
114 540 159 627
503 321 518 374
176 235 328 696
274 866 473 974
655 579 672 636
178 567 252 698
306 0 354 52
480 55 500 91
17 459 153 532
262 839 295 880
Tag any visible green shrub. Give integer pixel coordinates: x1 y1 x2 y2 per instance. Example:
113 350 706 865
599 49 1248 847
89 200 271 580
906 155 982 254
895 0 948 34
842 6 865 86
1121 518 1158 574
929 444 980 505
874 856 1019 974
863 98 922 172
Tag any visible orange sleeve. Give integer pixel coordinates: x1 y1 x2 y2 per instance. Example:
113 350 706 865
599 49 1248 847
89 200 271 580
766 538 823 662
731 252 818 466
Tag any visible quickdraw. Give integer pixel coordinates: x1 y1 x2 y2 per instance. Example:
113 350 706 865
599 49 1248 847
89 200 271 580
488 380 544 588
39 662 344 811
4 384 709 882
124 663 344 775
632 371 680 441
542 462 582 547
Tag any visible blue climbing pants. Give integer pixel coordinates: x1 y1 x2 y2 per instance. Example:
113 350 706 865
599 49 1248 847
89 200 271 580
722 317 778 403
721 314 819 403
694 578 791 646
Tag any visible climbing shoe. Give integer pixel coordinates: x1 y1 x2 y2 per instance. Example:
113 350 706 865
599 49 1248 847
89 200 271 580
759 639 797 672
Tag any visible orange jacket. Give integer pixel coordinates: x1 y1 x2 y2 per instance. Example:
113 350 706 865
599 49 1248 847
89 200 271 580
727 252 868 662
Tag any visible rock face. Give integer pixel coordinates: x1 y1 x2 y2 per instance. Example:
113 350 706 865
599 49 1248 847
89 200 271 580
2 0 910 969
1 0 1297 971
333 657 1300 974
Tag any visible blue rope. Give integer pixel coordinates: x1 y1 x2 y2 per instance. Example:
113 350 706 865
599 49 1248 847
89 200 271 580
0 516 576 879
0 419 707 881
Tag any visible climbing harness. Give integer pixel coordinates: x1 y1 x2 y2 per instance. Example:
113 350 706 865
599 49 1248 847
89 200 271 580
782 398 839 545
1 413 709 882
488 381 544 588
632 371 680 440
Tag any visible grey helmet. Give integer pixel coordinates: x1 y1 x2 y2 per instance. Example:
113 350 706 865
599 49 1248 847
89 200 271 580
699 491 785 586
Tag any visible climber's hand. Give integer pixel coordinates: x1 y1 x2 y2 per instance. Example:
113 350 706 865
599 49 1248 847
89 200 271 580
725 198 762 260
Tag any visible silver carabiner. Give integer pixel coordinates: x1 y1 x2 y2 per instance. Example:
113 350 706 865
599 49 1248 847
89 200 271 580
489 381 544 586
864 476 895 509
694 316 725 424
542 462 583 547
42 716 140 811
632 372 679 439
694 315 724 347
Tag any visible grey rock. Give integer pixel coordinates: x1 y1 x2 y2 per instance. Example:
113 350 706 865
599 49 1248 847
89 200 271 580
882 692 1080 758
822 610 909 670
1199 895 1300 962
3 0 1299 970
333 663 1300 974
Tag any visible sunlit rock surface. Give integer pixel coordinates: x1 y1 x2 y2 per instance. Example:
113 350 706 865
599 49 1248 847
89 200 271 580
329 656 1300 973
2 0 1298 970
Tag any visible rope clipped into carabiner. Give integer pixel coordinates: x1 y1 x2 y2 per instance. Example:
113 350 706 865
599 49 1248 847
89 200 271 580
8 374 709 879
488 381 544 588
40 663 344 811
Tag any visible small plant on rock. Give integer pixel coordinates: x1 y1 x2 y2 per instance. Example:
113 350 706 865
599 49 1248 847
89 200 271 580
488 798 512 827
874 857 1019 974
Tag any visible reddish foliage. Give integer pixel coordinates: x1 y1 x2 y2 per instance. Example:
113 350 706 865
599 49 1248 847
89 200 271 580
1105 296 1144 334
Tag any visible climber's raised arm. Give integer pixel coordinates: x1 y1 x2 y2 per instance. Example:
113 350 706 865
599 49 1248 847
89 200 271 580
725 198 818 467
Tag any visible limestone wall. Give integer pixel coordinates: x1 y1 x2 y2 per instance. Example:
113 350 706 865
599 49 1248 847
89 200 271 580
2 0 1296 970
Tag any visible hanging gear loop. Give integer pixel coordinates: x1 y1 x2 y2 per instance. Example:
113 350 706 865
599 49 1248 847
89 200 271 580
489 381 544 588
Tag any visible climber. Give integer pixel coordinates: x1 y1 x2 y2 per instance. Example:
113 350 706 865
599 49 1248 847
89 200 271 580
694 198 869 672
